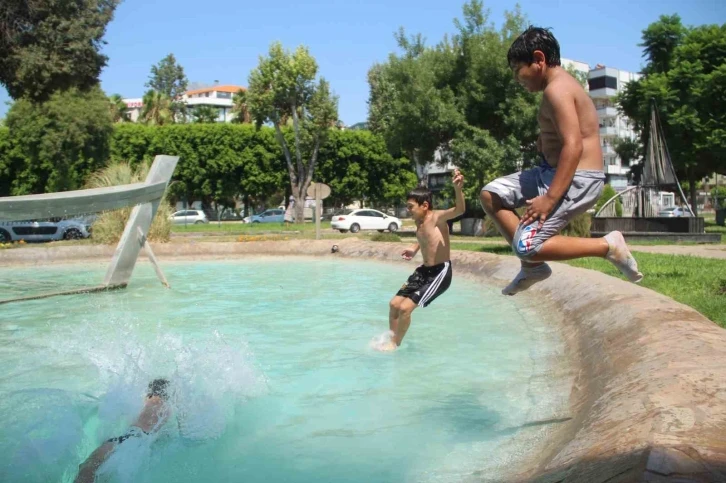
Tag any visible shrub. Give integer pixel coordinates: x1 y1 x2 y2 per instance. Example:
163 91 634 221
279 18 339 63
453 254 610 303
561 212 592 238
85 161 173 244
370 232 401 242
594 184 622 216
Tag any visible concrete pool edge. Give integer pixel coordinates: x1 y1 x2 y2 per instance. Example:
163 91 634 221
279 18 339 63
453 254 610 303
2 239 726 482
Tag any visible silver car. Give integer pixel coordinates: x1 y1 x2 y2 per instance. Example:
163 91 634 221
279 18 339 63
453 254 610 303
657 206 691 217
170 209 208 225
0 218 91 243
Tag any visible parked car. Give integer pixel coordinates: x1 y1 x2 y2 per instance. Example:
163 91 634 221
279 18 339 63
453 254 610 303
330 209 401 233
211 208 243 221
0 218 91 243
169 210 209 224
658 206 691 217
243 209 285 223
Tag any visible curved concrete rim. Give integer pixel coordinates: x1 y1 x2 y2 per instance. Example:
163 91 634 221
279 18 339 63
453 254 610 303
2 239 725 482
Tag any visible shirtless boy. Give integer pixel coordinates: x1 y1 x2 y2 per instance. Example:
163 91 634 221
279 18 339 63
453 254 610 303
480 26 642 295
377 169 465 351
75 379 170 483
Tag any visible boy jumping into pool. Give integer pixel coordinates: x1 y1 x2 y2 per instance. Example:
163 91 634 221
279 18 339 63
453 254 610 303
480 26 642 295
376 169 465 351
75 379 171 483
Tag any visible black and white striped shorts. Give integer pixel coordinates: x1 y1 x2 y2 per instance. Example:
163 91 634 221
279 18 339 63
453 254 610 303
396 261 452 308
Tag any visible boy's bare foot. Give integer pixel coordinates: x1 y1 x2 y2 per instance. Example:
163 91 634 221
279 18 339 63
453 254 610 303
502 263 552 295
370 330 398 351
375 341 398 352
604 231 643 283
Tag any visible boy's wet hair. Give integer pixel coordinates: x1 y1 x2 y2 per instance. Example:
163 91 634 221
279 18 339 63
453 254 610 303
147 378 169 400
407 187 433 209
507 26 561 69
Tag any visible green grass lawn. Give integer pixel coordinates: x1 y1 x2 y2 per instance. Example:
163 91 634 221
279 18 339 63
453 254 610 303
451 242 726 328
172 222 319 234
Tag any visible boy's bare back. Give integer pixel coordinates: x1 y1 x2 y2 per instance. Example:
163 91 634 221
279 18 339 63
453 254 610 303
538 70 603 172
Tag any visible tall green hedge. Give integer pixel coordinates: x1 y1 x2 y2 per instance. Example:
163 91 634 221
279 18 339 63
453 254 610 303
0 119 415 208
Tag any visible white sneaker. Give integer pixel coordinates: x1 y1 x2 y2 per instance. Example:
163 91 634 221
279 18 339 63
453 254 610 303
604 231 643 283
502 263 552 296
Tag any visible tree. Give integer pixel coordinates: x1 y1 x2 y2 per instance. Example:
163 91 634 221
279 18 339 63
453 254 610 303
108 93 129 123
368 1 539 197
140 90 173 126
613 137 641 167
146 54 188 121
618 16 726 215
246 42 338 223
368 32 462 186
191 105 219 124
0 126 10 196
315 129 417 207
640 14 686 75
4 87 113 195
109 123 288 212
0 0 118 101
231 89 251 123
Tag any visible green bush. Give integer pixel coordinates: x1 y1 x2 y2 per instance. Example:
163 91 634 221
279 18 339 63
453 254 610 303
594 184 622 216
370 232 401 242
561 212 592 238
109 124 415 210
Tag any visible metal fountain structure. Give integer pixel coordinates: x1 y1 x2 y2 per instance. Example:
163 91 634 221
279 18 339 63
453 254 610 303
0 155 179 304
591 101 718 242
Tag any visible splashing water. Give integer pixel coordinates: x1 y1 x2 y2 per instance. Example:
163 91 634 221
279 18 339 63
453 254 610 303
0 259 570 482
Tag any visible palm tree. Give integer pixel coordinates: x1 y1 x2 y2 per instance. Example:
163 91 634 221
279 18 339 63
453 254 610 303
140 90 173 125
231 89 251 123
191 105 219 123
108 94 129 122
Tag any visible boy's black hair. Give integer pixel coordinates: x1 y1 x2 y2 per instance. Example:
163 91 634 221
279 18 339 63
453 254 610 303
147 378 169 400
507 26 561 69
407 187 433 209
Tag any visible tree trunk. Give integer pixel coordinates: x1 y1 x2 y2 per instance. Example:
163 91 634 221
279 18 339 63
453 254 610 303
688 169 698 217
292 185 306 223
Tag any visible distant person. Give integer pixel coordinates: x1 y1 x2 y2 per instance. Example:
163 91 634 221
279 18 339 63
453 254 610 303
479 26 642 296
75 379 171 483
284 196 295 224
374 170 465 351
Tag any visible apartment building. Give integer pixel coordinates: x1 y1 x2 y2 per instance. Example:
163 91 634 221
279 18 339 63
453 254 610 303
124 84 245 123
587 65 641 190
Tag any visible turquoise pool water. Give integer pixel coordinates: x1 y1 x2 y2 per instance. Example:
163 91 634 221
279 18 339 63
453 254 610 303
0 258 568 482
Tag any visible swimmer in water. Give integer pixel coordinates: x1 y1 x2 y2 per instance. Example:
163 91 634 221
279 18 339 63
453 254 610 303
75 378 170 483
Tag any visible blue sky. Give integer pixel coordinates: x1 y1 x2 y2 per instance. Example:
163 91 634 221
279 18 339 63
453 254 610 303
1 0 724 123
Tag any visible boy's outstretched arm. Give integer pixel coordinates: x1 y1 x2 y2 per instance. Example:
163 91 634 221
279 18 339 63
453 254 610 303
436 169 466 222
402 242 419 260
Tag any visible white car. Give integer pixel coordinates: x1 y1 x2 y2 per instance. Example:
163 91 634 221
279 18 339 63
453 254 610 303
330 209 401 233
169 209 208 224
0 218 91 243
657 206 691 217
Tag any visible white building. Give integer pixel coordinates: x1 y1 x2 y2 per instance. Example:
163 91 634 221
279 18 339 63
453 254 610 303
123 84 245 123
561 57 590 88
587 65 641 190
182 85 243 122
124 98 143 122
